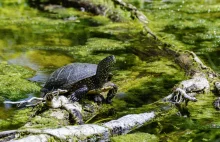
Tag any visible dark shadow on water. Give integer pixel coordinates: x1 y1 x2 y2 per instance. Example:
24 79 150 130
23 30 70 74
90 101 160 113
162 25 209 46
123 74 181 107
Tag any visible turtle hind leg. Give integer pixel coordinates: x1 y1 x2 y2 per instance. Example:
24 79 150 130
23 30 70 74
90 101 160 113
106 84 118 104
70 85 89 102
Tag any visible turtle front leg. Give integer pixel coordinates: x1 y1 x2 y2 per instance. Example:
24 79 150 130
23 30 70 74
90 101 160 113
70 85 89 102
105 83 118 104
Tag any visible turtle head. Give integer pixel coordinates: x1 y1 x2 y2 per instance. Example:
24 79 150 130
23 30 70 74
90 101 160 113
96 55 116 86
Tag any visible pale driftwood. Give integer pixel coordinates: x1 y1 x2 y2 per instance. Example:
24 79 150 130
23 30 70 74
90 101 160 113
1 112 155 142
164 88 197 104
4 97 44 107
164 76 210 104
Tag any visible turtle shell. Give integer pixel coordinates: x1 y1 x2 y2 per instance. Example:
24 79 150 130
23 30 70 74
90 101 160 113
43 63 97 92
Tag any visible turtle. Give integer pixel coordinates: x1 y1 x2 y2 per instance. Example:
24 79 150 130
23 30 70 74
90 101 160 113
41 55 118 104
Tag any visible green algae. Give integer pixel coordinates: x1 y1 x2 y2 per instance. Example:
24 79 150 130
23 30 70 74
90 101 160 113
0 108 32 130
0 62 40 100
111 132 159 142
142 0 220 73
22 109 70 129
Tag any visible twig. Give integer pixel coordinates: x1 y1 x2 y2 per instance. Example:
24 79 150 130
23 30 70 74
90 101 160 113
4 89 68 108
4 97 44 107
112 0 157 39
189 51 207 69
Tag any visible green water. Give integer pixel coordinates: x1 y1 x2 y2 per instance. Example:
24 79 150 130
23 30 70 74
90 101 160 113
0 0 220 141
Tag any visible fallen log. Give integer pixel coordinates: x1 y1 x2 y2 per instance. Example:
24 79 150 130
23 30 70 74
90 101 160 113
0 112 155 142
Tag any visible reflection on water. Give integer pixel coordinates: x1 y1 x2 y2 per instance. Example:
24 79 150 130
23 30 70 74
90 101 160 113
7 50 74 84
8 52 39 70
28 70 50 85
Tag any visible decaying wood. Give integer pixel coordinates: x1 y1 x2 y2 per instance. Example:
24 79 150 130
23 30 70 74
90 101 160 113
112 0 156 38
164 75 210 105
0 112 155 142
163 50 214 105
